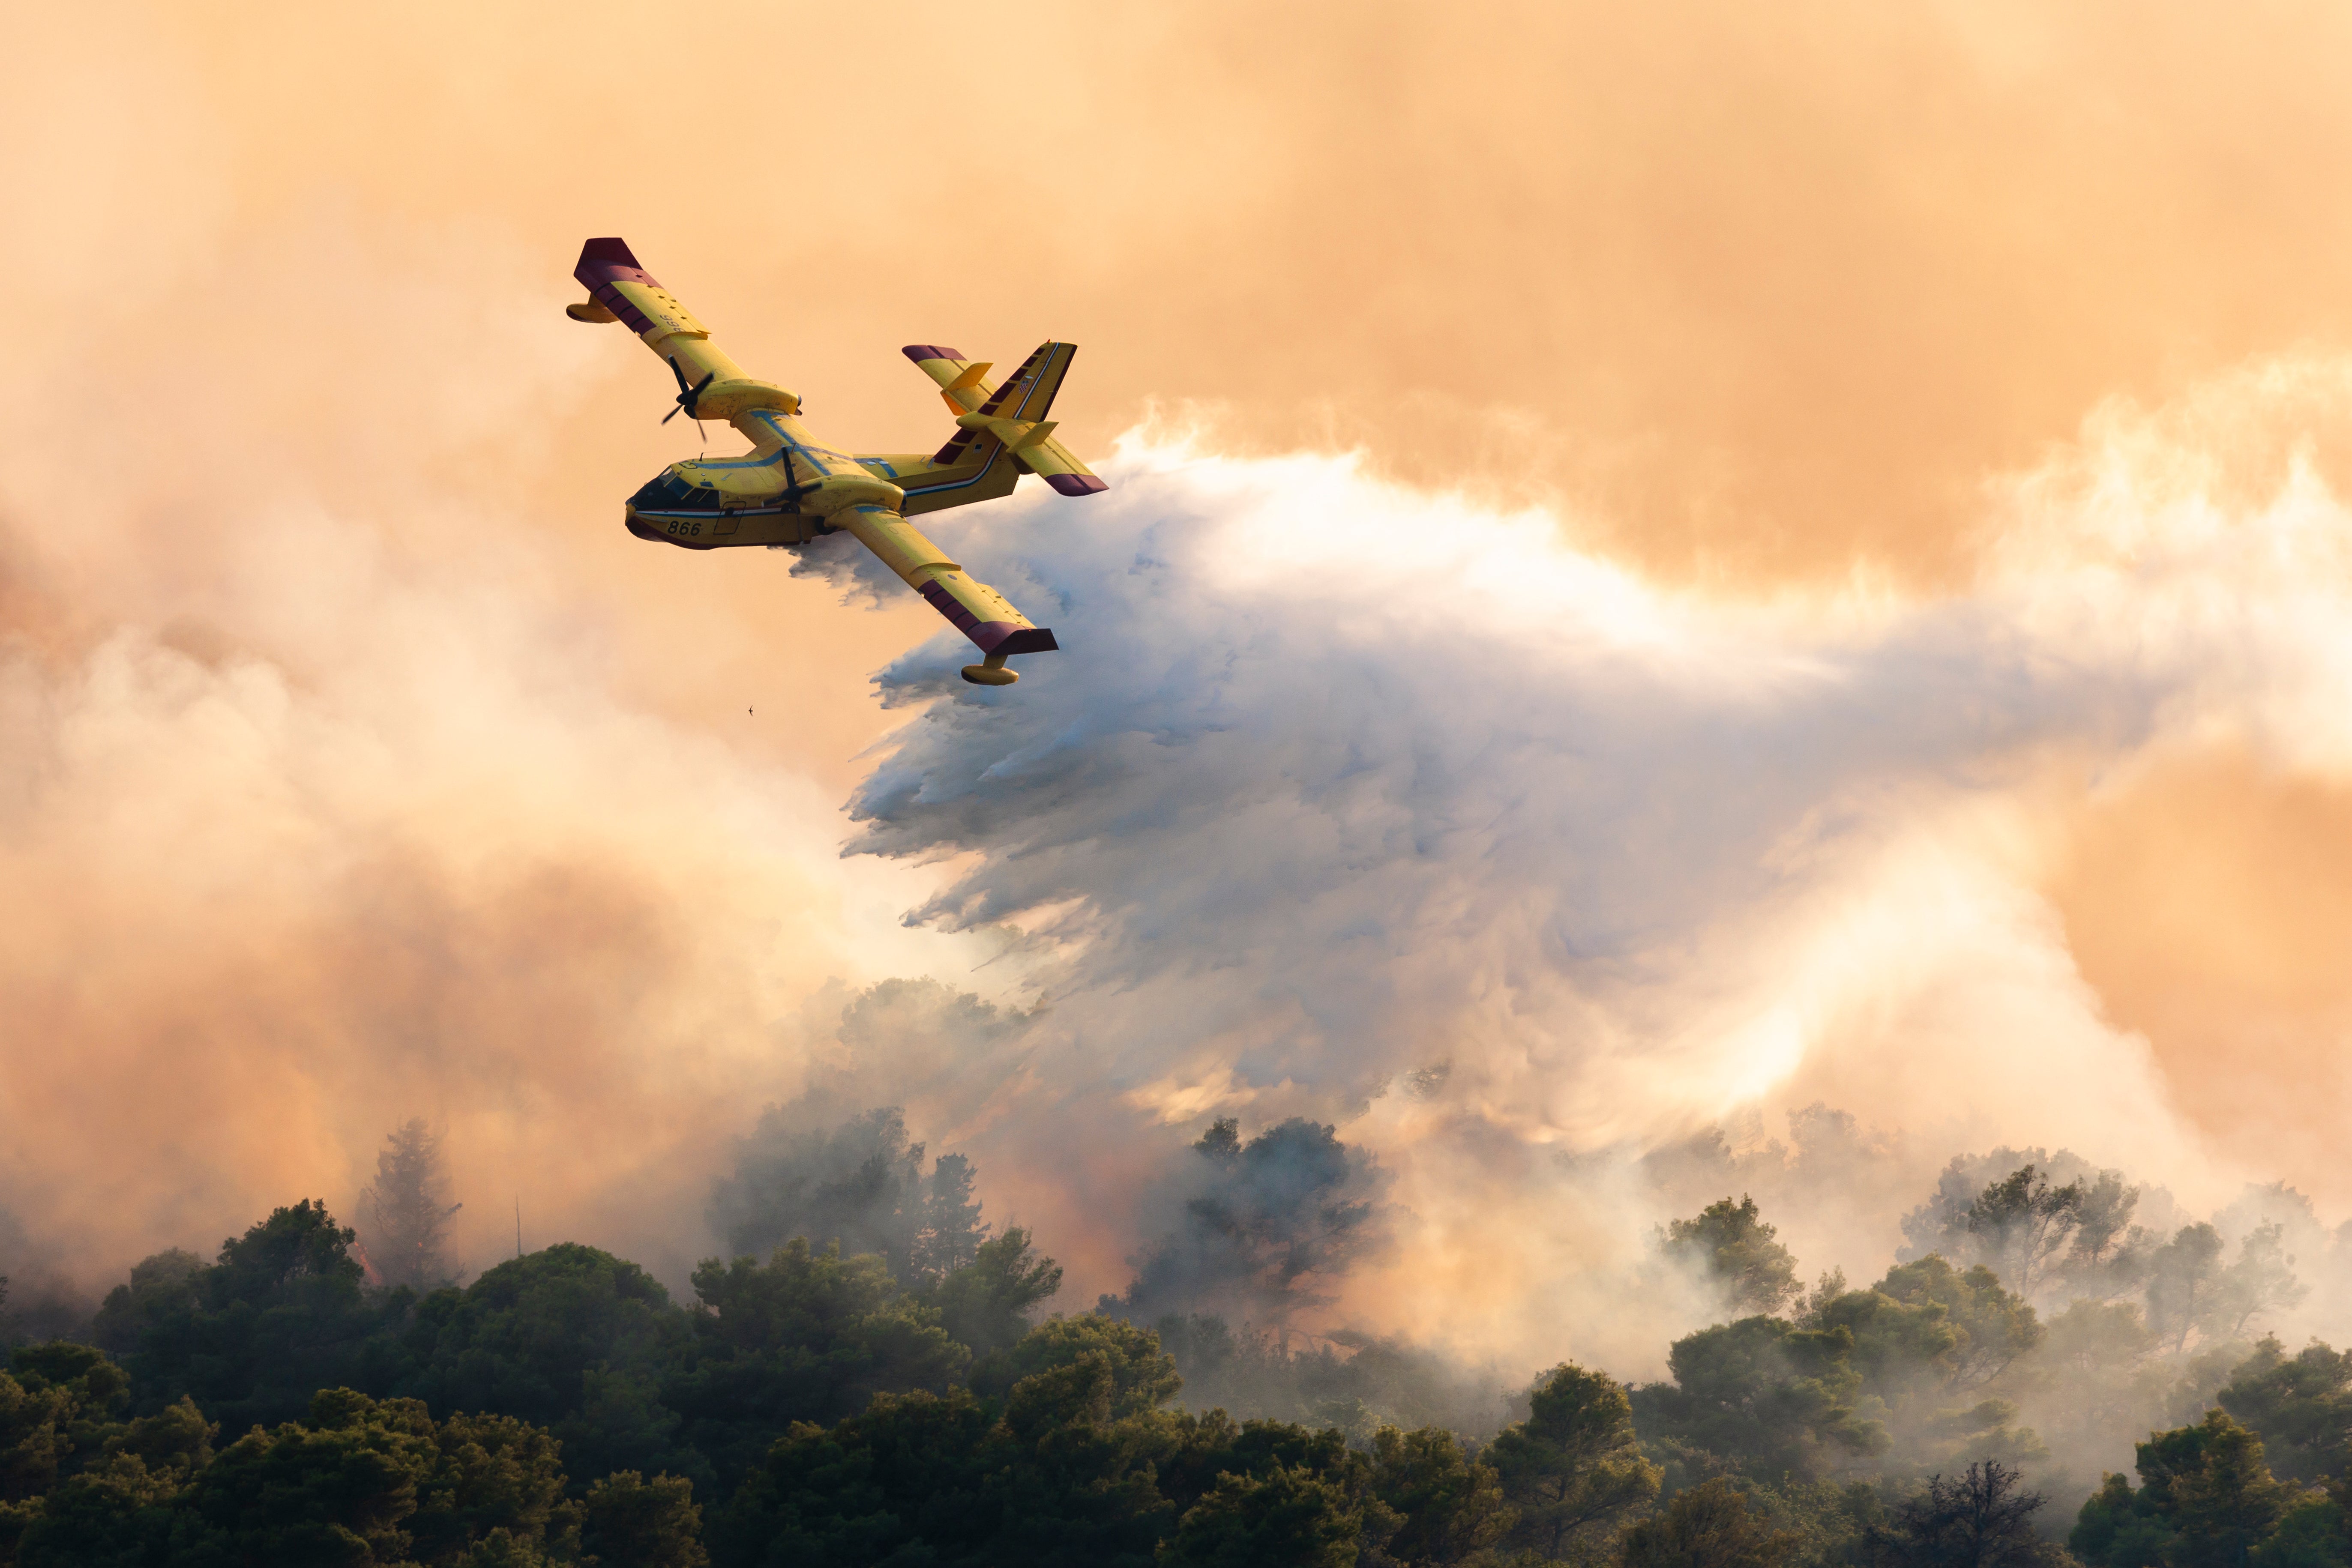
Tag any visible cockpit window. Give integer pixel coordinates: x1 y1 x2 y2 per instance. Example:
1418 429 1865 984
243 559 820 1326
629 470 730 513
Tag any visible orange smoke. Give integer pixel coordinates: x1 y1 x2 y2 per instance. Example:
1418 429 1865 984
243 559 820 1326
7 0 2352 1329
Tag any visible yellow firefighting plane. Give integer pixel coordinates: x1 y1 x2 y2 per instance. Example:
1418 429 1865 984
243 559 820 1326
566 237 1106 685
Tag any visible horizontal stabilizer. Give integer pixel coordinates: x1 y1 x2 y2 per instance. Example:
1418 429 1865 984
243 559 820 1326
902 342 1107 493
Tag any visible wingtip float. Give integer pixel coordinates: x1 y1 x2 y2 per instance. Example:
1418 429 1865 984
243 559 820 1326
568 237 1106 686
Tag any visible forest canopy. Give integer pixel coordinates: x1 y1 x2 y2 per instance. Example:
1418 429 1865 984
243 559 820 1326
1 1106 2347 1566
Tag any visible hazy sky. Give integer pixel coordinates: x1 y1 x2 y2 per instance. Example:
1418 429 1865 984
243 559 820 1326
9 0 2352 1360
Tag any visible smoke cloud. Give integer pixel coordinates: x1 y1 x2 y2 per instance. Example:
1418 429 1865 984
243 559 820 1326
815 371 2352 1365
9 0 2352 1402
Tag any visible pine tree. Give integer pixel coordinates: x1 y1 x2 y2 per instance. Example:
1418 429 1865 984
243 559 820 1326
911 1153 988 1279
1660 1194 1802 1315
360 1119 460 1292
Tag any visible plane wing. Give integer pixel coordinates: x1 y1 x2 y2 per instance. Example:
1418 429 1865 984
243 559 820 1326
830 505 1058 680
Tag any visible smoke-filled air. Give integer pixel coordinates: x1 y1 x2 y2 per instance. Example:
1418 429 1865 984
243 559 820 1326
9 3 2352 1564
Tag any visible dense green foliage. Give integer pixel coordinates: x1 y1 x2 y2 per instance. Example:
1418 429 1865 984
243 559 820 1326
95 1201 411 1434
1487 1364 1660 1557
0 1196 1576 1567
1630 1254 2052 1494
1660 1197 1801 1317
1617 1478 1799 1566
2218 1338 2352 1486
2069 1409 2316 1567
14 1118 2352 1565
717 1312 1531 1567
0 1380 627 1567
1100 1117 1390 1335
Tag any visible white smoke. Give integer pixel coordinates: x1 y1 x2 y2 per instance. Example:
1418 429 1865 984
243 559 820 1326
10 0 2352 1411
814 373 2352 1369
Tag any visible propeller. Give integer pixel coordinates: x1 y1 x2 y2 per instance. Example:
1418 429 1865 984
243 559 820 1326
663 355 716 425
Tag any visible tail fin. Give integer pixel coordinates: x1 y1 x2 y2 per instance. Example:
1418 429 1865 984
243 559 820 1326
977 341 1076 423
903 341 1107 496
